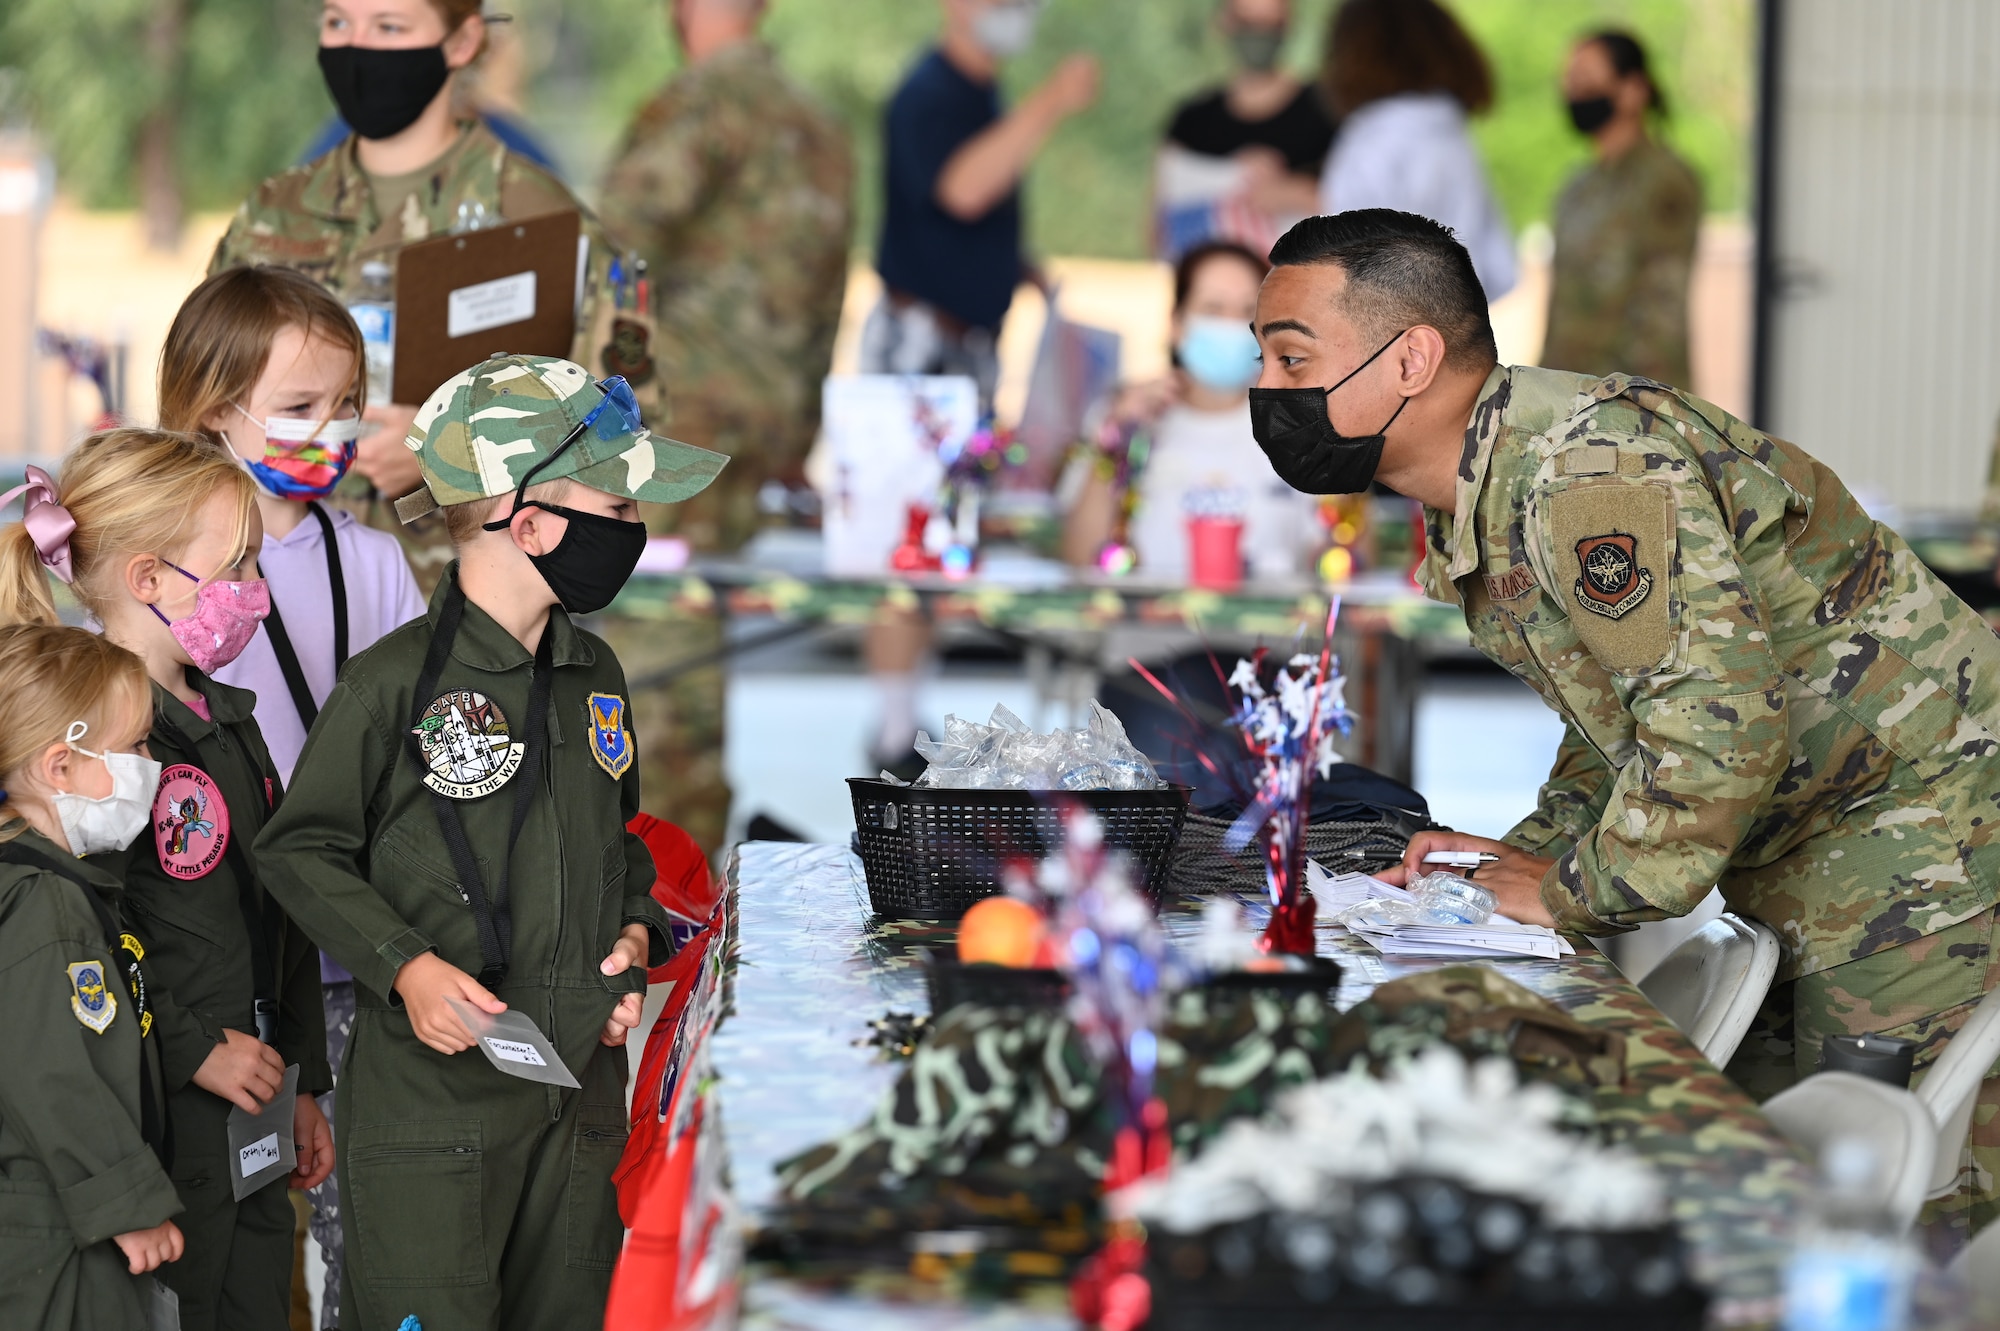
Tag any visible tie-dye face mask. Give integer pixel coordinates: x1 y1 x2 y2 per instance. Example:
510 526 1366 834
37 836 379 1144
233 405 362 501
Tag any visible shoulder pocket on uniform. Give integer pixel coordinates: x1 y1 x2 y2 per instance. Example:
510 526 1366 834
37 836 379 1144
1545 478 1677 676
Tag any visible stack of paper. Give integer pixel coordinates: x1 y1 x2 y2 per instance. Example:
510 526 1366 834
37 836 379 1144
1304 861 1574 961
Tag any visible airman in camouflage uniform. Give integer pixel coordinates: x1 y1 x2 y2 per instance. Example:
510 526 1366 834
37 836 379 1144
596 36 854 852
207 121 662 595
1422 363 2000 1232
1540 138 1702 388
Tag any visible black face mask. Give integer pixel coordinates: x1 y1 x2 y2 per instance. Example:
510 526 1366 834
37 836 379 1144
318 44 451 141
1248 331 1409 495
518 502 649 616
1567 95 1616 136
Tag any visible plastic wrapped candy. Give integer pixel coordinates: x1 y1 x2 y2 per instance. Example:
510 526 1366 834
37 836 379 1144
912 701 1161 791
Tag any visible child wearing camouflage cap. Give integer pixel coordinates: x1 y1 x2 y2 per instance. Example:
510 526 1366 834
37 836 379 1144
254 355 725 1330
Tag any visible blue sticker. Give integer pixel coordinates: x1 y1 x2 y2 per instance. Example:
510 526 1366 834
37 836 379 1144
68 960 117 1034
587 692 634 780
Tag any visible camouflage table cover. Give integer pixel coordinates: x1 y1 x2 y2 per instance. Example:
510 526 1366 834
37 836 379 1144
713 842 1824 1329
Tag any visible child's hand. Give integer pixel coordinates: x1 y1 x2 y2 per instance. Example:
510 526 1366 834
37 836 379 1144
597 923 652 1046
393 953 505 1055
291 1093 335 1190
113 1219 184 1274
601 992 644 1047
191 1028 287 1113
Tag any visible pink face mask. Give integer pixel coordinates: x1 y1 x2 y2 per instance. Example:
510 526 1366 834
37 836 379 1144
149 559 270 673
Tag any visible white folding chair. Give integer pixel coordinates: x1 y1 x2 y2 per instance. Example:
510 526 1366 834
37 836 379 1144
1762 1071 1937 1233
1914 983 2000 1201
1636 913 1782 1068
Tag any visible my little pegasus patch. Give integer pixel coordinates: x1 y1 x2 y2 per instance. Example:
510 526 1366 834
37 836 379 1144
154 765 230 880
68 960 117 1033
1572 531 1653 620
587 693 634 779
412 689 524 799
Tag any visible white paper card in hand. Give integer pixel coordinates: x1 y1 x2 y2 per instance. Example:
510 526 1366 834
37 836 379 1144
225 1063 298 1201
445 996 581 1089
148 1277 181 1331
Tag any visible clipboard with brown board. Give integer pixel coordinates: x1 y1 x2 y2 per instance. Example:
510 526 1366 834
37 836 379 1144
390 210 584 405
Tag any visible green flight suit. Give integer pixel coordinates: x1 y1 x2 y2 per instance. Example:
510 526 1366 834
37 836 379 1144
255 566 673 1331
95 676 331 1331
1422 364 2000 1231
0 830 181 1331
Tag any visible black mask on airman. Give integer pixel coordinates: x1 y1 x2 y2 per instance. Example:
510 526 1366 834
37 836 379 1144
318 44 450 142
1248 331 1409 495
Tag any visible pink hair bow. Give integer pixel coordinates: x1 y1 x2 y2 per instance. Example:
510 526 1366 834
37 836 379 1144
0 466 76 584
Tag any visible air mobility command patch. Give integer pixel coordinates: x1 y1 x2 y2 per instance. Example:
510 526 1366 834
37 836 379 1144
68 959 117 1033
1547 479 1675 675
587 692 634 779
154 765 229 880
412 689 524 799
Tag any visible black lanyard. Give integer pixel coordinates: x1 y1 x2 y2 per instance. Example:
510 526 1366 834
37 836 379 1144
0 840 171 1164
152 707 281 1043
404 580 553 989
261 502 349 732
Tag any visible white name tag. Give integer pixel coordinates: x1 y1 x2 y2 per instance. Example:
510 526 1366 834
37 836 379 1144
485 1037 547 1067
238 1133 282 1174
447 271 537 338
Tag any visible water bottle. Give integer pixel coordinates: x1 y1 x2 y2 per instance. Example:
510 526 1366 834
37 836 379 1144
348 261 395 407
1782 1139 1915 1331
1410 871 1496 926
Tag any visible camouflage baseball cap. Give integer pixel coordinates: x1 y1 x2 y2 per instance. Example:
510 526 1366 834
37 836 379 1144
392 354 726 523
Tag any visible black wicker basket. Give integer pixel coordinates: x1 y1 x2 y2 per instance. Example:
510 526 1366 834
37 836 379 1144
1167 809 1414 894
848 778 1192 918
922 950 1072 1013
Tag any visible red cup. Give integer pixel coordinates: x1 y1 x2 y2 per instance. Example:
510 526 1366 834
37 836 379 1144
1186 515 1245 590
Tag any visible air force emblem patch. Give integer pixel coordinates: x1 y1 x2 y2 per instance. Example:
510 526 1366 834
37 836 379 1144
1573 531 1653 620
587 693 634 779
68 960 117 1033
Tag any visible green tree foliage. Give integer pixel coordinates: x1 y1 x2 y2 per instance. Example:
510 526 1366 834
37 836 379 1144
1 0 1750 258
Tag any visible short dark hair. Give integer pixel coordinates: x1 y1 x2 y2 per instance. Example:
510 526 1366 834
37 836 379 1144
1585 30 1666 115
1172 240 1270 312
1323 0 1493 118
1268 210 1498 371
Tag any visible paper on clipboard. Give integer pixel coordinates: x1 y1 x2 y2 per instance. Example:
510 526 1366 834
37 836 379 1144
390 210 582 405
445 995 582 1089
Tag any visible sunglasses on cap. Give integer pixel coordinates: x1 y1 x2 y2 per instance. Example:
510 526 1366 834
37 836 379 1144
482 377 643 531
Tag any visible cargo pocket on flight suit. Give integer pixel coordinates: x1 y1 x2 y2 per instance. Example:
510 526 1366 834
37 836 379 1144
566 1101 630 1270
345 1120 486 1286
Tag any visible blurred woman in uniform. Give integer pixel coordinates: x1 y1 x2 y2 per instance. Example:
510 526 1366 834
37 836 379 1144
208 0 643 584
1540 30 1702 386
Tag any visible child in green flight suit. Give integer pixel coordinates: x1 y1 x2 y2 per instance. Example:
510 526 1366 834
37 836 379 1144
0 624 182 1330
0 429 335 1331
255 355 726 1331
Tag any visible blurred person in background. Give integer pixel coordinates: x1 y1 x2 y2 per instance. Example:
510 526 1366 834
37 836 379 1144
1540 31 1701 387
596 0 854 854
861 0 1099 408
1155 0 1336 262
209 0 644 596
1062 241 1319 581
1316 0 1514 300
862 0 1098 775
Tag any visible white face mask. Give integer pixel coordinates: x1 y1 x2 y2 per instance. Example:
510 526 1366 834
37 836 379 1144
52 722 162 857
973 1 1040 58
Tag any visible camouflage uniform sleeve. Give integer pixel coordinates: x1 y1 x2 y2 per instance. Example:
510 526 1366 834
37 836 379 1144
1503 722 1617 859
597 91 713 253
1622 156 1702 384
206 203 257 277
1529 435 1792 934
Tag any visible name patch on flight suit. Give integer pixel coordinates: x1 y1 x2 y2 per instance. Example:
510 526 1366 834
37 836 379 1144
68 960 117 1033
412 689 525 799
587 692 634 779
154 765 229 880
1547 478 1676 674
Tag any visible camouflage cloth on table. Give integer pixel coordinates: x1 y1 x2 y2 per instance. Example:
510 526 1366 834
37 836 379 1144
1327 965 1626 1105
1422 363 2000 1228
1541 137 1702 388
209 119 660 596
597 39 853 543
